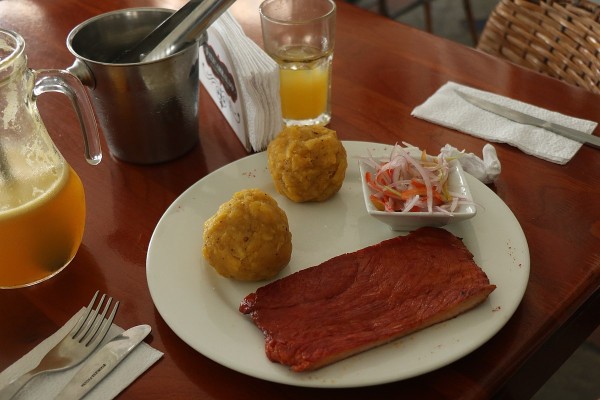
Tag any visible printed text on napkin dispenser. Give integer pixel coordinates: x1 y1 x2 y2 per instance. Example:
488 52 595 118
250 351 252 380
199 33 249 151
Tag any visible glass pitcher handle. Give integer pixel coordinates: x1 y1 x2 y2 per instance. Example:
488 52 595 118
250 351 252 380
33 69 102 165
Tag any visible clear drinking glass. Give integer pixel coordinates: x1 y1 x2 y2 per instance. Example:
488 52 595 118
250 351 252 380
259 0 336 126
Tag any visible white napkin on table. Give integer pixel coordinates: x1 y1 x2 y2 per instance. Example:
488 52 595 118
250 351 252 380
0 309 163 400
411 81 598 164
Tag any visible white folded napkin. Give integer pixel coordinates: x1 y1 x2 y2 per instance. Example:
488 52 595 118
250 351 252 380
411 81 598 164
0 309 163 400
199 11 283 152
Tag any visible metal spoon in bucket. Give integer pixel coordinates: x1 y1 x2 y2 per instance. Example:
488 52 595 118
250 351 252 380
112 0 237 63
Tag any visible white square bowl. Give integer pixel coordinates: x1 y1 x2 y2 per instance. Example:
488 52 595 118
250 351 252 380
359 156 477 231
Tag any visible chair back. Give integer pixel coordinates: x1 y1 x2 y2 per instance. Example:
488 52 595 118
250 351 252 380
477 0 600 94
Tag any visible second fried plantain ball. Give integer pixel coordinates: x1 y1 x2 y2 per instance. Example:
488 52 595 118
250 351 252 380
267 125 347 202
202 189 292 281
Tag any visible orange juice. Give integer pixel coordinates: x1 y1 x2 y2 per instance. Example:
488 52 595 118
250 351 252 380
0 163 85 288
273 45 333 125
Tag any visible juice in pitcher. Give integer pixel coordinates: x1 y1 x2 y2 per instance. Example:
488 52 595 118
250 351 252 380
0 157 86 288
0 28 100 289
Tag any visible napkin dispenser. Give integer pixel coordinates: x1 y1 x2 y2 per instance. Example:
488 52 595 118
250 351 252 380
199 11 282 152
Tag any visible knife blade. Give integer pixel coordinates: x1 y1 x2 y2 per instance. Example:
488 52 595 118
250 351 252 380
455 89 600 149
55 325 151 400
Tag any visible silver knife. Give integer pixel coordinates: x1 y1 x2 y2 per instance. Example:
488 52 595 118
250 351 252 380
455 89 600 149
55 325 151 399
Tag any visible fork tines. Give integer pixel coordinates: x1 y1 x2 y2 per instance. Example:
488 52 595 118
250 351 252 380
71 291 120 347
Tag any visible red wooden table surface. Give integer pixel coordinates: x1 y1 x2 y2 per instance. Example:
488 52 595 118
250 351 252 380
1 0 599 398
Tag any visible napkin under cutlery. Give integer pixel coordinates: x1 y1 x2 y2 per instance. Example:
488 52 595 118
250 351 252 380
0 309 163 400
411 81 598 164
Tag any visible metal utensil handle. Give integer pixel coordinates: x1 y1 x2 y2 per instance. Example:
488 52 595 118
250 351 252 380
112 0 203 63
0 366 43 399
540 121 600 149
141 0 236 62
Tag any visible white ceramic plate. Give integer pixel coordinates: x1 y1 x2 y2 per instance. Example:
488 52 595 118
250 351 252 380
146 141 529 388
359 147 476 231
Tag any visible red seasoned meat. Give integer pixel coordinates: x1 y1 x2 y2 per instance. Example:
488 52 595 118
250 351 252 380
239 227 496 372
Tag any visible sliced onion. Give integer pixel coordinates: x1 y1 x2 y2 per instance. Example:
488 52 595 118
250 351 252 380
360 144 470 214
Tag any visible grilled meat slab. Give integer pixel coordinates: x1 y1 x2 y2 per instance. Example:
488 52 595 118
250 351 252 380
239 227 496 372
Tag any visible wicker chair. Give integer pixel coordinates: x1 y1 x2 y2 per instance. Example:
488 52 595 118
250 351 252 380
477 0 600 94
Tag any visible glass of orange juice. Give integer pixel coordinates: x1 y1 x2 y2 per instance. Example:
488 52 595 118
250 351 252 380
259 0 336 126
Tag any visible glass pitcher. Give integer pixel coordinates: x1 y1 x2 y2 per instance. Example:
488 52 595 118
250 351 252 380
0 29 101 289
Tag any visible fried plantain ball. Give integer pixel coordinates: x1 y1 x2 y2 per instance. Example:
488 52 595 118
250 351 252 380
267 125 347 202
202 189 292 281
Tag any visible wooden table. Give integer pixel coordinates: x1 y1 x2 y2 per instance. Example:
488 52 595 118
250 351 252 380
1 0 599 399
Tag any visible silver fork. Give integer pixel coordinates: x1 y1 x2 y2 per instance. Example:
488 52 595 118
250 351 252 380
0 291 119 400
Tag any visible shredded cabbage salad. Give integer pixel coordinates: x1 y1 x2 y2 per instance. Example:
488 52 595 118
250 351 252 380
361 144 468 214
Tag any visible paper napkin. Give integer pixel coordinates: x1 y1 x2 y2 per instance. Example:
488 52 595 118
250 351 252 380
199 11 283 152
411 81 598 164
0 309 163 400
440 143 501 184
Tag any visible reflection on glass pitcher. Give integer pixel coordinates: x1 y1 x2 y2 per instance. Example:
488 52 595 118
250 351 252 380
0 29 101 289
